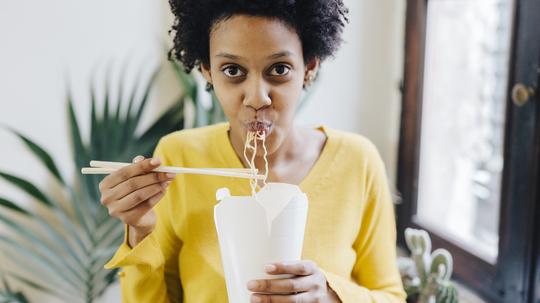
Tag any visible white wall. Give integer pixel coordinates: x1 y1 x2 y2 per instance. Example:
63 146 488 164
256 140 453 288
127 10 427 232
297 0 405 182
0 0 404 302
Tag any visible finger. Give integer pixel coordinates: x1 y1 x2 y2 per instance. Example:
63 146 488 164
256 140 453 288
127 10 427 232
265 261 318 276
251 292 314 303
247 276 314 294
118 191 165 226
100 157 162 190
132 155 145 163
108 182 167 216
105 172 175 202
98 155 147 193
145 186 169 207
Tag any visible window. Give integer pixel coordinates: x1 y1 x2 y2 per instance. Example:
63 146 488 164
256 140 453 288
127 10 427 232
396 0 540 302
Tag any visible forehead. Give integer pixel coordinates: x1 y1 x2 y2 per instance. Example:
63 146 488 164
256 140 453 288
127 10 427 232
209 15 303 61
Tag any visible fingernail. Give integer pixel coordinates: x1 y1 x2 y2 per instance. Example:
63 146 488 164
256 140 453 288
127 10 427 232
166 173 176 178
251 295 262 303
264 264 276 273
162 181 171 189
150 157 161 165
133 155 144 163
247 280 258 290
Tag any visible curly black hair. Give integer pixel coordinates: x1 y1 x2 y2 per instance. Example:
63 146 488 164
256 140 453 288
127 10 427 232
168 0 349 73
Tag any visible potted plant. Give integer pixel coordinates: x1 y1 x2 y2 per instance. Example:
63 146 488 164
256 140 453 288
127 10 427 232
398 228 459 303
0 60 224 302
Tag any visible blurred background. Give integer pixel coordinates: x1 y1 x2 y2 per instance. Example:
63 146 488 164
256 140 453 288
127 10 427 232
0 0 538 303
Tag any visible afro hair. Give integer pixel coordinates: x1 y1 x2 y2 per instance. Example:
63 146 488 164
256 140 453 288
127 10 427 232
168 0 349 73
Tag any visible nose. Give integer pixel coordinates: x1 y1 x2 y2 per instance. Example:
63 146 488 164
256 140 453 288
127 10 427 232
243 77 272 110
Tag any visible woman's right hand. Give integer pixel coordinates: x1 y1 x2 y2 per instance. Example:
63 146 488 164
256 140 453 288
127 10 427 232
98 155 176 248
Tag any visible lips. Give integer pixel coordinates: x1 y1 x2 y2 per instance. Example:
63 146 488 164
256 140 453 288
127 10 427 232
245 121 272 134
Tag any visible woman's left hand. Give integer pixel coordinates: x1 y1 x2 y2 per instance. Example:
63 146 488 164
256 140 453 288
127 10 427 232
246 260 341 303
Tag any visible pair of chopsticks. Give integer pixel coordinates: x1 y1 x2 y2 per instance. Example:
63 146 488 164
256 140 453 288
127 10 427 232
81 160 265 180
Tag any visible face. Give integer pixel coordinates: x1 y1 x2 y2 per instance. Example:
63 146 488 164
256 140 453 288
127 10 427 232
201 15 319 155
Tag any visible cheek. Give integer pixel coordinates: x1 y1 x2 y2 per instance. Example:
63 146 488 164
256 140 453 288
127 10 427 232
276 73 304 100
214 86 242 117
271 85 302 116
213 77 303 121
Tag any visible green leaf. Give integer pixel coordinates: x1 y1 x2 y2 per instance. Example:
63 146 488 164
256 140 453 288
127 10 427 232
109 64 128 157
0 196 85 267
90 81 103 162
118 66 162 159
67 93 89 170
0 215 86 286
0 189 90 259
76 81 103 212
132 67 161 133
0 236 84 293
194 92 208 127
135 97 185 153
4 269 76 301
0 213 85 277
91 268 119 300
94 214 122 242
4 128 65 185
69 186 97 243
7 276 50 296
1 276 11 293
0 173 76 226
170 59 197 99
210 92 226 124
0 172 54 208
103 71 112 153
120 67 144 149
91 225 124 265
0 288 30 303
0 197 30 216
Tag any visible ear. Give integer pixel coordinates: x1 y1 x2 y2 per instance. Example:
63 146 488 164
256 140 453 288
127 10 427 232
304 57 320 80
200 62 213 84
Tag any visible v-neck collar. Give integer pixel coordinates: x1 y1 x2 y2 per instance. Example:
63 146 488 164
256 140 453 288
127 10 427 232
212 122 342 193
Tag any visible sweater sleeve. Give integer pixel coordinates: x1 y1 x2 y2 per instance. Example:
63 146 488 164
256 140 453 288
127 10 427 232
321 143 406 303
104 140 183 303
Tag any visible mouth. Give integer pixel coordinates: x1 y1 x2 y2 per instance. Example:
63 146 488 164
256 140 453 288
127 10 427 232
245 121 272 136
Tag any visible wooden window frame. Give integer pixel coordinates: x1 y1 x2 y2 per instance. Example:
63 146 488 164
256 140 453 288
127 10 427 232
395 1 540 302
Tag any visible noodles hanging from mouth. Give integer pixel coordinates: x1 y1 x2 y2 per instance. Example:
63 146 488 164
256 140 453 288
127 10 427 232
243 130 269 196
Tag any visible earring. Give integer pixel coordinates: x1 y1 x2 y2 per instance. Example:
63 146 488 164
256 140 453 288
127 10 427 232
304 73 314 88
205 82 214 92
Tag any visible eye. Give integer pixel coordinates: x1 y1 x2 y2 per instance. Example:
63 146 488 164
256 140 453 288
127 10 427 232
268 64 291 76
222 65 245 78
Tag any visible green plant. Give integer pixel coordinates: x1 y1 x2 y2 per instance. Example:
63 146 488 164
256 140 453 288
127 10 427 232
399 228 459 303
170 60 227 127
0 61 207 302
0 273 30 303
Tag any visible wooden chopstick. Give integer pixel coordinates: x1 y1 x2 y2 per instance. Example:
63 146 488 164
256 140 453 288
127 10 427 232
90 161 256 173
81 160 265 180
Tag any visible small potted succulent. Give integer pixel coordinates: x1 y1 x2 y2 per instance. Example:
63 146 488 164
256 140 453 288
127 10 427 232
398 228 459 303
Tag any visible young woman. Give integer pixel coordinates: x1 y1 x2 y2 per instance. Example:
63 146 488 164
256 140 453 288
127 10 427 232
100 0 407 302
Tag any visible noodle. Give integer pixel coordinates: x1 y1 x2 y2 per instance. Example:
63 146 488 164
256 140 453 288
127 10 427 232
243 130 269 196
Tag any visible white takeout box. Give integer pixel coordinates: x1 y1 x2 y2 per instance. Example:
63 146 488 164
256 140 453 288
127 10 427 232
214 183 309 303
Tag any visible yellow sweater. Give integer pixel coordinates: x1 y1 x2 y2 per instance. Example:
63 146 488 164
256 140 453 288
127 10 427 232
105 122 406 303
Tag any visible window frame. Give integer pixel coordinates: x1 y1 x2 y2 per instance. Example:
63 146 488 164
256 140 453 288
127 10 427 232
395 0 540 302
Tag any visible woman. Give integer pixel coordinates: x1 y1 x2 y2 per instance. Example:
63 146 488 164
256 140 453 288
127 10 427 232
100 0 407 302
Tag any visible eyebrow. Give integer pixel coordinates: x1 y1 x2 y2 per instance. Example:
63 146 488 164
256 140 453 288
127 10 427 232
215 51 293 60
267 51 293 59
